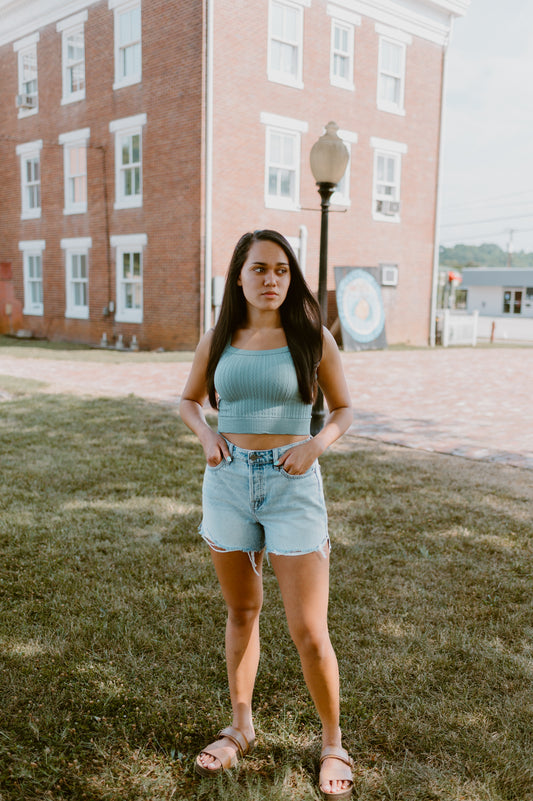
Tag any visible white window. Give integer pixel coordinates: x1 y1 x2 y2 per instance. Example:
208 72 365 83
331 130 358 207
371 137 407 222
330 20 354 90
268 0 308 89
261 113 307 211
109 114 146 209
109 0 142 89
111 234 147 323
19 240 45 316
59 129 89 215
57 12 87 104
376 27 409 115
13 33 39 116
503 289 523 315
62 238 91 319
16 140 43 220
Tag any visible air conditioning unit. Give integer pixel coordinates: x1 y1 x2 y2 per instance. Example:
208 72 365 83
16 93 37 109
378 199 400 215
380 264 399 287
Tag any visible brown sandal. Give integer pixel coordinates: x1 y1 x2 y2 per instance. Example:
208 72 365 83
319 746 354 799
195 726 255 777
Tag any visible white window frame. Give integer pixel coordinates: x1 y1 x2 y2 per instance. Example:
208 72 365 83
330 19 355 90
109 114 146 209
13 33 39 118
57 12 87 104
502 288 523 315
111 233 147 324
261 112 308 211
59 129 90 215
62 238 91 320
16 140 43 220
19 240 45 316
370 137 407 222
376 25 410 116
109 0 142 90
268 0 309 89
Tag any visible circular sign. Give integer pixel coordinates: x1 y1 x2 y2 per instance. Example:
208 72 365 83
336 269 385 343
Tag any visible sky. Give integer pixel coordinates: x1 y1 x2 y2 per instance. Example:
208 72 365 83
439 0 533 254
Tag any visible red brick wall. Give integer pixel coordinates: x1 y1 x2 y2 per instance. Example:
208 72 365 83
210 0 444 346
0 0 204 350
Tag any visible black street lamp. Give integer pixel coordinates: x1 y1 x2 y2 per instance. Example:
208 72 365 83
309 121 349 434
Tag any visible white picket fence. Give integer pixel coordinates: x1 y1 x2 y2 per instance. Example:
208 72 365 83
437 309 479 347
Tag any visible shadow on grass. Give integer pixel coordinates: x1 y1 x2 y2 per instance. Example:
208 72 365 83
0 395 532 800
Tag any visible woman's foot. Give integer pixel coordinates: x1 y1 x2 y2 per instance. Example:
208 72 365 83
195 725 255 776
319 746 354 799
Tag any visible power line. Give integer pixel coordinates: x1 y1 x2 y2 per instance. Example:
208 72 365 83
440 212 533 228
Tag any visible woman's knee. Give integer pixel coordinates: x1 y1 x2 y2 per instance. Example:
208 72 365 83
290 623 331 659
227 603 262 629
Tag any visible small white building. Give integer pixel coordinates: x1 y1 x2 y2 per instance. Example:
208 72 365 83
461 268 533 342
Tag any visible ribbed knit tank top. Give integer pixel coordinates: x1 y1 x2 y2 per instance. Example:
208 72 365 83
214 344 312 435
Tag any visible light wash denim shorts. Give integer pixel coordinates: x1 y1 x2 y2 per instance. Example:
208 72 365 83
200 439 329 561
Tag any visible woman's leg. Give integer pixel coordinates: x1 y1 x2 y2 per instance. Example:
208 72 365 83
197 548 264 771
269 549 350 795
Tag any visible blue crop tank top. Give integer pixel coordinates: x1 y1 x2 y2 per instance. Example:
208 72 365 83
214 344 312 435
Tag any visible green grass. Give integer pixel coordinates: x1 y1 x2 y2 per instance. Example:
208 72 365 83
0 392 532 800
0 335 194 363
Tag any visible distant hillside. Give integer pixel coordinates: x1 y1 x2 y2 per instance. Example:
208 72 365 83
439 243 533 270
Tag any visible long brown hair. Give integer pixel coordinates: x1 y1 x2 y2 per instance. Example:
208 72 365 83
206 230 322 408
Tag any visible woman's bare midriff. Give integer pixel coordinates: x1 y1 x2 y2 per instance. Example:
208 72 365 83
221 433 309 450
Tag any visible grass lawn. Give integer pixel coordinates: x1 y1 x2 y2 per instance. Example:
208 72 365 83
0 389 532 801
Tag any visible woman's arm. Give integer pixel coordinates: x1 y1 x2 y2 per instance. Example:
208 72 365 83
276 327 353 474
179 330 232 466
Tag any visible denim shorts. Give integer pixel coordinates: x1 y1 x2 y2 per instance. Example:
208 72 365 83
200 439 329 559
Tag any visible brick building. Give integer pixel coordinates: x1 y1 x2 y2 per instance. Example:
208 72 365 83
0 0 469 350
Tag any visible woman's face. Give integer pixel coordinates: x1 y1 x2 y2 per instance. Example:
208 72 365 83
237 240 291 313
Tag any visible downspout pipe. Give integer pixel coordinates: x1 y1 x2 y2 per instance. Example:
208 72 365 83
429 17 452 346
203 0 214 333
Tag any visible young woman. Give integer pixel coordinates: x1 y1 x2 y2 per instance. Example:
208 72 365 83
179 229 354 798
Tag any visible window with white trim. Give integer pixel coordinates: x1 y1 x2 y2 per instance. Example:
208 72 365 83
331 130 357 207
57 13 87 104
330 20 354 90
13 33 39 116
111 234 146 323
109 114 146 209
377 36 406 114
109 0 142 89
19 240 45 316
62 238 91 319
266 128 300 209
59 129 89 215
371 138 407 221
268 0 306 88
16 140 42 220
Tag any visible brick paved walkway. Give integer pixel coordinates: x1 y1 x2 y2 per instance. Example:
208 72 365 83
0 346 532 469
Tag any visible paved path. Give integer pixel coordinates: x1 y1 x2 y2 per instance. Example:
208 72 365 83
0 347 532 470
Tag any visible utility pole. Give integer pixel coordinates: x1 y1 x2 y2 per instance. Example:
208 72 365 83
506 229 514 268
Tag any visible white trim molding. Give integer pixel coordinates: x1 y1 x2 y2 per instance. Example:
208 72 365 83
260 111 309 133
370 136 408 154
1 1 100 48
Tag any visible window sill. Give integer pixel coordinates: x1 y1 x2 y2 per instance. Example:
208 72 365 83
115 314 142 324
23 307 43 316
330 78 355 92
66 309 89 320
61 92 86 105
63 207 88 216
18 107 39 119
267 72 304 90
372 212 401 223
113 75 142 91
264 197 300 211
377 102 406 116
21 210 41 220
114 198 143 210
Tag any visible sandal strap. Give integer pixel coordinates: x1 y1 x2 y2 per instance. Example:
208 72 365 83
320 746 354 769
217 726 252 757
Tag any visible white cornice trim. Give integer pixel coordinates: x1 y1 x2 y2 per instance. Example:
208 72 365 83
1 1 100 48
370 136 408 153
330 0 467 45
260 111 309 133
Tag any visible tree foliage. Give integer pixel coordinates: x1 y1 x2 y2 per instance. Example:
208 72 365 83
439 243 533 270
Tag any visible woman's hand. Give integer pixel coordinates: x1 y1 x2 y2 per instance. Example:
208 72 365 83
275 439 320 475
202 429 232 467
